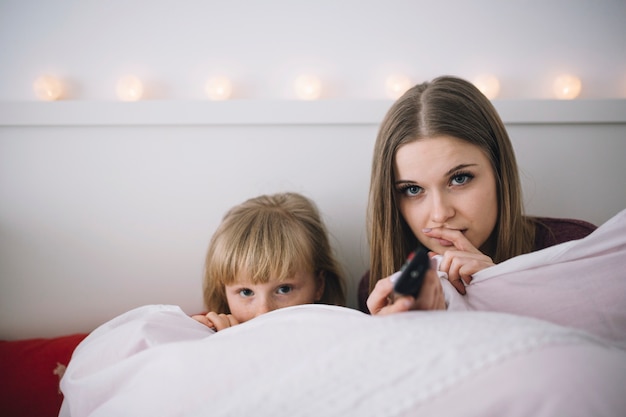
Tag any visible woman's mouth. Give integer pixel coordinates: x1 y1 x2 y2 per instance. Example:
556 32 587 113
432 229 467 247
435 238 454 247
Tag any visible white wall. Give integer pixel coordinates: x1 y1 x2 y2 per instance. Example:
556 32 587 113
1 1 625 340
0 0 625 100
0 104 379 339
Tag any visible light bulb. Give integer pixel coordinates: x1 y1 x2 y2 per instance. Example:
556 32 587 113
205 77 232 100
385 75 412 99
553 74 581 100
294 75 321 100
473 74 500 99
116 75 144 101
33 75 63 101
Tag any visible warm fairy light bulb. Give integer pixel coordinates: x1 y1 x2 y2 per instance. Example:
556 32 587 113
33 75 63 101
205 77 232 100
294 75 322 100
473 74 500 99
385 75 412 99
116 75 144 101
553 74 582 99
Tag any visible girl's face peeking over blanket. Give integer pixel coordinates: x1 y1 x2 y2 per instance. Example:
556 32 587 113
224 269 325 323
394 135 498 256
198 193 346 331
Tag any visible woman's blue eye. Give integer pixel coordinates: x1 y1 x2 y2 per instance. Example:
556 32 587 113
451 173 473 186
276 285 292 295
403 185 422 197
239 288 254 297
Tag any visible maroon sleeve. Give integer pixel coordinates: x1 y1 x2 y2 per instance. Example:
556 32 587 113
532 217 597 251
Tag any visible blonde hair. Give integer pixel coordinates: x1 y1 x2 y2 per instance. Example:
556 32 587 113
203 192 346 313
368 75 535 290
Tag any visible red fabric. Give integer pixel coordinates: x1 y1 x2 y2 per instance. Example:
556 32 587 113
0 333 88 417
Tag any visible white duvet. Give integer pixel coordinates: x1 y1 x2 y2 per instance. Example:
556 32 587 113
60 209 626 417
446 207 626 345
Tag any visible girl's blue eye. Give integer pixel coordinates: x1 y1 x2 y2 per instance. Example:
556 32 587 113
239 288 254 297
276 285 292 295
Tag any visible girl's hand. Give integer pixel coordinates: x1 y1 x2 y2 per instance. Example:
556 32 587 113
366 269 446 315
191 312 239 331
422 228 495 295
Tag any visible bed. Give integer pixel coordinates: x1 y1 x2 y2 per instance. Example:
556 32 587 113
54 208 626 417
1 101 626 417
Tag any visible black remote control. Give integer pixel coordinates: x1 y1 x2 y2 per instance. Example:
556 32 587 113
393 246 430 297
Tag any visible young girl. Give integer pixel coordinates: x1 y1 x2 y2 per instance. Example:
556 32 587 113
193 192 346 330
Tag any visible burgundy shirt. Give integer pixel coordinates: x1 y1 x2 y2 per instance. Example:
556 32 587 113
357 217 597 313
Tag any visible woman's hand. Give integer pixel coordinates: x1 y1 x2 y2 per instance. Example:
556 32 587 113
191 312 239 331
422 228 495 294
366 268 446 315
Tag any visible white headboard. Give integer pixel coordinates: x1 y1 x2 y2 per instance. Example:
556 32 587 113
1 99 625 340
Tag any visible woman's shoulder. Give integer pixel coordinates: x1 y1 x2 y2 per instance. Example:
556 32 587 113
531 216 597 251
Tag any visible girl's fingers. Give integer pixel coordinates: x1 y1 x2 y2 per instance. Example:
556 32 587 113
191 314 214 329
206 312 235 331
226 315 239 327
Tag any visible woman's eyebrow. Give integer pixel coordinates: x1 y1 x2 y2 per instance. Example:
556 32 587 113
445 163 478 176
394 163 479 185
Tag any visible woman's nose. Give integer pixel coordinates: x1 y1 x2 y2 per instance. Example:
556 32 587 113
430 192 455 224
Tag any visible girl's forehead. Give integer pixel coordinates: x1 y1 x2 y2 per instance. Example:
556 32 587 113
232 269 315 285
231 268 290 284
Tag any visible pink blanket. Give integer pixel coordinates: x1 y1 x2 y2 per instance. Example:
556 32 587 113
446 208 626 346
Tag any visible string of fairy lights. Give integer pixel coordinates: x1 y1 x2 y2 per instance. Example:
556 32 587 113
31 73 585 102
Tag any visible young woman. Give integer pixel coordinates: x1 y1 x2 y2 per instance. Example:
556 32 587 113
360 75 596 313
194 192 346 330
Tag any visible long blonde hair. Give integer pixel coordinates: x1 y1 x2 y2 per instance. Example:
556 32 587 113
368 75 535 290
203 192 346 313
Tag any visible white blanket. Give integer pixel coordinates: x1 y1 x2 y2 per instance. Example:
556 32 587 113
445 208 626 346
60 209 626 417
60 305 626 417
